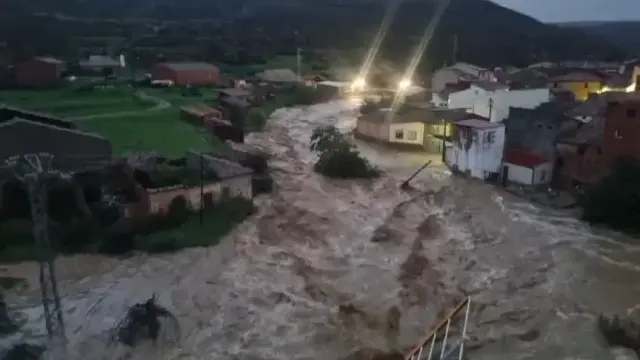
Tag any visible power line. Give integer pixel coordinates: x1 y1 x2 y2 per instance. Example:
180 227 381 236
5 153 68 351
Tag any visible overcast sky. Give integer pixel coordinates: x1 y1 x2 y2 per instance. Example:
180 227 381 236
490 0 640 23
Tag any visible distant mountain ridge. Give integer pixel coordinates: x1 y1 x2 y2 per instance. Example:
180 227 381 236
0 0 629 70
557 21 640 55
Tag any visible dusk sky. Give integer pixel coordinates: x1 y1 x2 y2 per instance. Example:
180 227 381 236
490 0 640 23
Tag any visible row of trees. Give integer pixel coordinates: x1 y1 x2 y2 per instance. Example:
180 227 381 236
581 156 640 231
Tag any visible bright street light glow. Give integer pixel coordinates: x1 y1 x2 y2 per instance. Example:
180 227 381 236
351 78 366 91
398 79 411 90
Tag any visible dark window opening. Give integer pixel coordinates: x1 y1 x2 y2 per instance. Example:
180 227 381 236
577 145 587 156
395 130 404 139
546 125 553 130
584 83 589 88
203 192 214 207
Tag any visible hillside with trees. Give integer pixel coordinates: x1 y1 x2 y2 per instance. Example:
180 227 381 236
558 21 640 55
0 0 628 72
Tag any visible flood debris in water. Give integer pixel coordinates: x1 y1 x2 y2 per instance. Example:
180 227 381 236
599 312 640 356
113 295 180 348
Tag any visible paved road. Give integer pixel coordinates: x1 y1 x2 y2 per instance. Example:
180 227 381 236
72 91 171 121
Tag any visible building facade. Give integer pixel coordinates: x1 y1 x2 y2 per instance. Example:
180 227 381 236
445 119 505 180
14 57 63 86
150 62 220 86
502 149 553 186
601 98 640 161
549 72 604 101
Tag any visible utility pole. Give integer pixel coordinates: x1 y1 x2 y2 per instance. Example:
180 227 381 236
296 47 302 79
452 34 458 64
6 153 66 348
199 152 204 225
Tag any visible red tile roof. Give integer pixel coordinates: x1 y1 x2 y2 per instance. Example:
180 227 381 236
504 149 549 168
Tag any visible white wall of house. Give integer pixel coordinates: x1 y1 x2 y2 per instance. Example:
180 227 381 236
448 87 487 109
472 88 551 123
446 124 505 179
431 92 448 107
431 69 462 92
503 161 553 185
389 122 425 145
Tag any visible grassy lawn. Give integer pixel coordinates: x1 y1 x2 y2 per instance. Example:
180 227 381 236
79 108 213 157
0 87 155 117
145 87 220 106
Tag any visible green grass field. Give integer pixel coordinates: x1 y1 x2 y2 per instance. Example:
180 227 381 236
78 108 213 156
0 88 155 117
145 87 220 106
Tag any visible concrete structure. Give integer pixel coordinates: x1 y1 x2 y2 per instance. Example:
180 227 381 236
445 119 505 180
502 148 553 186
150 62 220 86
601 97 640 161
431 62 491 91
13 57 63 86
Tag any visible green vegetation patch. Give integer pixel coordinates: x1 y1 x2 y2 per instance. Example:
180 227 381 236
79 108 212 156
0 87 155 117
144 87 221 106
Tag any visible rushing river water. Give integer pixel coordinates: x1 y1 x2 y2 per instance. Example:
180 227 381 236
3 101 640 360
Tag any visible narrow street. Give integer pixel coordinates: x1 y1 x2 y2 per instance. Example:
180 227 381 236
4 101 640 360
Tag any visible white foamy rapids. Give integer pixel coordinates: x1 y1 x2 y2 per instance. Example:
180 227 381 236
4 101 640 360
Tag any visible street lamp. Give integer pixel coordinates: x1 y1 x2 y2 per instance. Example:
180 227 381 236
351 78 366 91
398 78 412 91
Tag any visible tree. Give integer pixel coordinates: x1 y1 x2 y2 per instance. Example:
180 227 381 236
245 108 268 131
291 85 317 106
309 125 379 179
581 156 640 231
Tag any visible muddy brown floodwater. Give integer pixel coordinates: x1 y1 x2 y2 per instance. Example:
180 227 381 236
3 101 640 360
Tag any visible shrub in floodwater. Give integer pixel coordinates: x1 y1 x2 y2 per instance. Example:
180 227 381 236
310 125 380 179
581 156 640 231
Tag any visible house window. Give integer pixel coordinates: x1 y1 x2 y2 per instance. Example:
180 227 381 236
540 171 547 182
407 130 417 141
150 202 160 213
395 130 404 139
584 83 589 88
553 83 558 88
615 129 623 139
627 109 637 118
485 131 495 144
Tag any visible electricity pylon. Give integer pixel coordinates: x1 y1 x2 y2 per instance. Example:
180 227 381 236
6 153 67 345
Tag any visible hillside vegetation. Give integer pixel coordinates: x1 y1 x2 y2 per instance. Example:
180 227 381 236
558 21 640 55
0 0 628 72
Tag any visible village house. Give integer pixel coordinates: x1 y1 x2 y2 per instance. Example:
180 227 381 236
255 68 301 84
504 103 579 161
121 151 253 218
431 82 470 108
444 119 505 180
355 103 472 153
179 104 243 143
150 62 221 86
13 57 64 87
502 148 554 186
442 81 551 123
554 93 640 189
79 55 121 74
548 71 605 101
430 62 494 91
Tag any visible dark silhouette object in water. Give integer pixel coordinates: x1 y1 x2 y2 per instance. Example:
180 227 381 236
598 313 640 353
112 294 180 347
0 293 16 335
0 343 45 360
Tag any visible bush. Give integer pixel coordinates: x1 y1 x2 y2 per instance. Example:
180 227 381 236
245 108 268 131
310 125 380 179
582 156 640 231
290 85 318 105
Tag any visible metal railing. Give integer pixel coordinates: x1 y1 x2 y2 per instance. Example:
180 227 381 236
404 297 471 360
